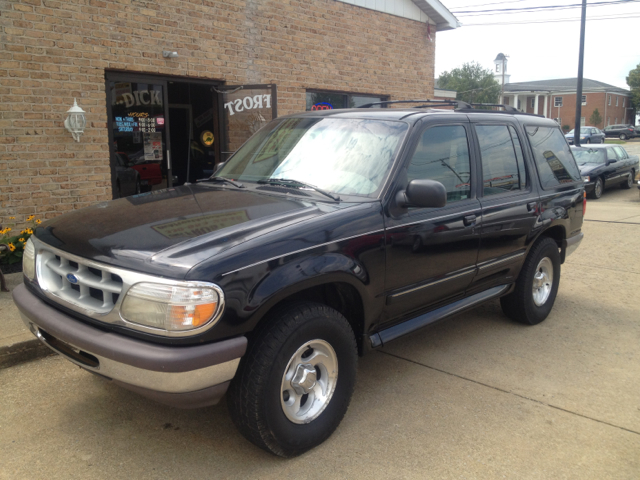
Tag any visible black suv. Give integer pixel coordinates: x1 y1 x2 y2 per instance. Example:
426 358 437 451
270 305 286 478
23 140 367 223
14 101 585 457
603 124 637 140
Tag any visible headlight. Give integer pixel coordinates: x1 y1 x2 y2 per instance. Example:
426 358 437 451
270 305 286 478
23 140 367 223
121 282 222 332
580 137 586 140
582 176 590 182
23 238 35 280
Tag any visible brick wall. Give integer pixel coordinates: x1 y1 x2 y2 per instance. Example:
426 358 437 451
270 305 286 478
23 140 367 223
0 0 436 228
518 91 631 129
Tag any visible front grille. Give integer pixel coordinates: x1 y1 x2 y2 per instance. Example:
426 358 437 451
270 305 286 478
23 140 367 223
37 250 123 313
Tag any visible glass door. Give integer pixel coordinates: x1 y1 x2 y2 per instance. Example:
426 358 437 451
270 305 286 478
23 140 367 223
217 84 277 162
106 73 172 198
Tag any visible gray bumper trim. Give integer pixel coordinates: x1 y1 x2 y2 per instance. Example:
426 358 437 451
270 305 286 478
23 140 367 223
562 232 584 262
13 283 246 399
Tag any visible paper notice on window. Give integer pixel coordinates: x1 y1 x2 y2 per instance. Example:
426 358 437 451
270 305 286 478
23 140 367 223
143 132 163 161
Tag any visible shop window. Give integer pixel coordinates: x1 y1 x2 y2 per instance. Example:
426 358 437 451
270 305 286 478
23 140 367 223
306 91 388 111
107 80 167 197
581 95 587 105
554 97 563 107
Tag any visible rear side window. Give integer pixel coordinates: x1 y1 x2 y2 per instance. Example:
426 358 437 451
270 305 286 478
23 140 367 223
525 126 581 189
407 125 471 203
475 124 527 196
612 146 627 159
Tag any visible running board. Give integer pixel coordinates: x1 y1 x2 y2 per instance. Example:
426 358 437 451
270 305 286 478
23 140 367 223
369 284 510 348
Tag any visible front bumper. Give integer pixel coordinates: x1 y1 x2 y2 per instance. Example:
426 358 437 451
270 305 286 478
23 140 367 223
583 181 595 194
13 283 246 409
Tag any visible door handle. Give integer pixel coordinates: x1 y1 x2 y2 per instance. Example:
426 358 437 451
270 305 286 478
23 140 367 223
463 214 476 226
527 201 538 212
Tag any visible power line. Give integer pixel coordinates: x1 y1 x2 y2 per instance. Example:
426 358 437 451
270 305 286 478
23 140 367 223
462 12 640 25
451 0 638 15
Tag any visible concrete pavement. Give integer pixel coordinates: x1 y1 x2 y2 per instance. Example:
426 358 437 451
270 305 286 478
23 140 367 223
1 177 639 478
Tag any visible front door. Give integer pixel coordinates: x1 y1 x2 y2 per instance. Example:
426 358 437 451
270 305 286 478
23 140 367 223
383 122 481 324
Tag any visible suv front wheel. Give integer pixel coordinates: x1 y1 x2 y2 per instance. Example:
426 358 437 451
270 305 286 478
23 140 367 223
500 237 561 325
227 303 357 457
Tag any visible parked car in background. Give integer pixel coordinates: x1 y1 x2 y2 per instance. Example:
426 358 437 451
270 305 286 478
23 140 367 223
571 144 639 199
603 124 637 140
565 126 605 145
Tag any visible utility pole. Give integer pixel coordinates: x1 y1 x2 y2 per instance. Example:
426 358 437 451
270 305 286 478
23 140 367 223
574 0 587 147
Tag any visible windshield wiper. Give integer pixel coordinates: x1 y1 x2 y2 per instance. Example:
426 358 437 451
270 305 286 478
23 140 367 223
199 176 245 188
258 178 340 201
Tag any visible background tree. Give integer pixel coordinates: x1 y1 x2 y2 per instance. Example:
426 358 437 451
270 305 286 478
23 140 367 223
438 62 501 105
627 63 640 123
589 108 602 128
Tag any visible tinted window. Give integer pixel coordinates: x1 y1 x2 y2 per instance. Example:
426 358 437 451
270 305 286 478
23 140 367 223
526 126 581 188
605 148 618 161
407 125 471 203
476 125 527 196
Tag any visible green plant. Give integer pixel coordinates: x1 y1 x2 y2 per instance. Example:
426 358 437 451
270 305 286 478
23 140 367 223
589 108 603 128
562 125 571 131
0 215 41 265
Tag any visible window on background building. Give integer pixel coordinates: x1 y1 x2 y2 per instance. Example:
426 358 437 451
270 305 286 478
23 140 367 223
581 95 587 105
616 96 619 107
580 117 585 126
554 97 563 107
496 64 500 72
607 117 610 126
530 98 535 109
306 91 388 111
608 95 611 105
504 97 510 105
615 118 618 124
623 98 625 107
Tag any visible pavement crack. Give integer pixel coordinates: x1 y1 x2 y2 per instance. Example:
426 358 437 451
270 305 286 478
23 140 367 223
584 219 640 225
378 350 640 436
565 263 640 275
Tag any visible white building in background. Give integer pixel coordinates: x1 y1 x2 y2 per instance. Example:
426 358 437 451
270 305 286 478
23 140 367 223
494 53 510 87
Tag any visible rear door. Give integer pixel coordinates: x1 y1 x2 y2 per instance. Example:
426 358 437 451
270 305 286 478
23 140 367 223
469 120 539 294
383 119 481 323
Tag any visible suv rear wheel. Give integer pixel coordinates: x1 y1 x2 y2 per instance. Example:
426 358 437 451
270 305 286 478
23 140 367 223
500 237 561 325
227 303 357 457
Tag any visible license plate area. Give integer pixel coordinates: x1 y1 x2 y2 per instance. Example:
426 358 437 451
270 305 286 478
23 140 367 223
35 327 100 369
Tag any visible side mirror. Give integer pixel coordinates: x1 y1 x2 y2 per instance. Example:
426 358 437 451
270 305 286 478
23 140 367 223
396 179 447 209
607 159 617 165
213 162 226 176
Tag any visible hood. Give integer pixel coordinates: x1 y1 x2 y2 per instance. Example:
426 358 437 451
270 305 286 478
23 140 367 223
35 185 340 277
578 163 603 175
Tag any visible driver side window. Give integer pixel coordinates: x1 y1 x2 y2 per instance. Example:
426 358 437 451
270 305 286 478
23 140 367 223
406 125 471 203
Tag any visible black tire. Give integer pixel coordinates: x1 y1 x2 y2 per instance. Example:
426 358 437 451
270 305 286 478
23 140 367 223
619 133 627 140
227 303 357 457
500 237 561 325
588 176 604 199
621 170 634 189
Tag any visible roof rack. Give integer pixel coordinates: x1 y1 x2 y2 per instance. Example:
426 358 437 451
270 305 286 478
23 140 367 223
357 99 471 109
357 99 527 114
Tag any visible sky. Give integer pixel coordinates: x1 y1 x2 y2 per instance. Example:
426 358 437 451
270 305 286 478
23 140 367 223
435 0 640 90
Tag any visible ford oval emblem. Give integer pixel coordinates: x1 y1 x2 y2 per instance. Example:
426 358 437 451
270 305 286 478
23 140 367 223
66 273 79 284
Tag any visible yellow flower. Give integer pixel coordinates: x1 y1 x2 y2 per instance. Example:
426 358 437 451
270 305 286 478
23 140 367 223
35 219 42 224
4 227 10 233
23 243 27 249
27 215 34 221
26 228 33 235
20 229 27 235
19 238 25 242
8 243 15 252
9 217 15 220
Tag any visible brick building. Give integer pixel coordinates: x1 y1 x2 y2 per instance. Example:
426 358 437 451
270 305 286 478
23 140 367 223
500 78 633 130
0 0 458 227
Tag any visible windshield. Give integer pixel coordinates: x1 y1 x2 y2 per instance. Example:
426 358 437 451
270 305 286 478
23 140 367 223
572 148 606 165
567 128 590 135
217 117 409 197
